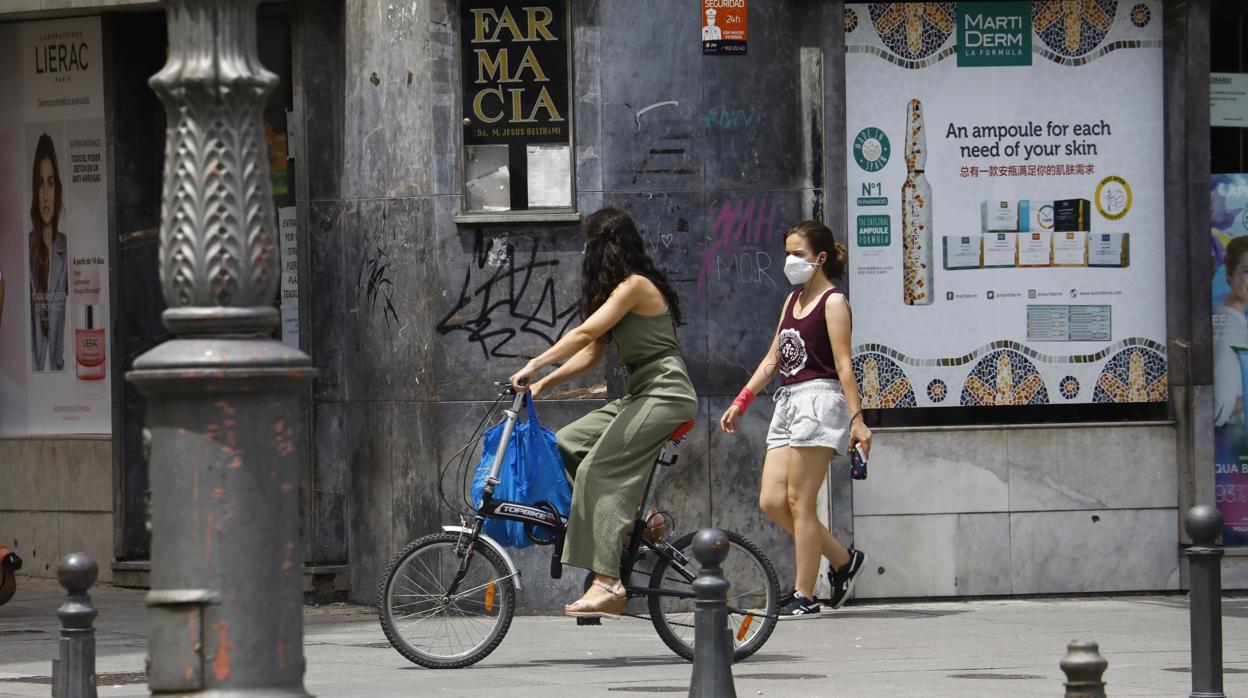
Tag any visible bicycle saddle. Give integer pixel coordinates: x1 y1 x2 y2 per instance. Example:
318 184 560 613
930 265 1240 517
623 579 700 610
667 420 694 443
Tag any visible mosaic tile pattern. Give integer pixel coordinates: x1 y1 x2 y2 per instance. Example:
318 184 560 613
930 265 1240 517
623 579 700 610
851 337 1166 369
868 2 956 62
926 379 948 403
845 7 859 33
1035 38 1163 67
960 350 1050 407
844 43 958 70
854 352 917 409
1059 375 1081 400
1092 346 1168 404
1033 0 1117 58
1130 3 1151 28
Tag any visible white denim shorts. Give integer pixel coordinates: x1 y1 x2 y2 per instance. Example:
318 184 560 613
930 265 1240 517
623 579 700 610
765 379 851 453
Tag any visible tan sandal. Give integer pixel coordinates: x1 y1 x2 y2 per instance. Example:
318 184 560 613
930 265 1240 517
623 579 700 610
564 579 626 619
623 509 671 546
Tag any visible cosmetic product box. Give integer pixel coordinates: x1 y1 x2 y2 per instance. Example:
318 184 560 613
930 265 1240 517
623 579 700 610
943 236 983 270
1088 232 1130 267
982 232 1018 268
1019 200 1054 233
981 200 1018 232
1018 231 1053 267
1051 231 1088 266
1053 198 1092 232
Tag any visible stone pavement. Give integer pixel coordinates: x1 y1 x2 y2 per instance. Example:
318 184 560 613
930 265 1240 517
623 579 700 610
2 577 1247 697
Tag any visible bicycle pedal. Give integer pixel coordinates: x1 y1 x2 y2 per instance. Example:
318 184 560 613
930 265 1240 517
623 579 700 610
575 616 602 626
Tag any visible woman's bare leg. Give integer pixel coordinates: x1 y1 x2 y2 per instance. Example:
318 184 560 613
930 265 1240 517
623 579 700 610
759 446 794 532
787 446 850 599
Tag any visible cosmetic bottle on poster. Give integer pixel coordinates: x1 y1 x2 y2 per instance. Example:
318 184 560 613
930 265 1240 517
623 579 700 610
75 303 105 381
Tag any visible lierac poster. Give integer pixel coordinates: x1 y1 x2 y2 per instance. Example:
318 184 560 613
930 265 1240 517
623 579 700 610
845 2 1166 409
1211 174 1248 545
0 16 111 435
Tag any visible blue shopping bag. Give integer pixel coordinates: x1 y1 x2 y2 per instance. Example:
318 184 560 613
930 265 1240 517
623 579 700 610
470 394 572 548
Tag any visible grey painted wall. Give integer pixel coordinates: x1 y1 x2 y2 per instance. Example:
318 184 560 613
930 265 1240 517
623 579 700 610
308 0 834 609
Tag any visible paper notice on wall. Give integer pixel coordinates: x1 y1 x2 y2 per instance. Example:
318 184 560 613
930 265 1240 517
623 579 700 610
279 206 298 306
526 144 572 208
1212 73 1248 128
465 165 511 211
277 206 299 349
281 305 299 350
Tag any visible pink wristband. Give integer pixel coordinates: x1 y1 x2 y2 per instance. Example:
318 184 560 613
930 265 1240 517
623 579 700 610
731 387 756 414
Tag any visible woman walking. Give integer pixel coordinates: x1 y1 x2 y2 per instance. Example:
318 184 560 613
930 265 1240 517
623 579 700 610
509 207 697 618
720 220 872 619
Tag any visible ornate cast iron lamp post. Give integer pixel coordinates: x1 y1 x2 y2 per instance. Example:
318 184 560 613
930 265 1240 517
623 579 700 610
128 1 315 695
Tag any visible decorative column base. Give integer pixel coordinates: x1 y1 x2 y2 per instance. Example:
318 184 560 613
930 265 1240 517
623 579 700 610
130 339 314 697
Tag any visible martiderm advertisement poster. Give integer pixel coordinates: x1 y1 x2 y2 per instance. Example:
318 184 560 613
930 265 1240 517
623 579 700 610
845 1 1166 409
1211 174 1248 545
0 16 111 435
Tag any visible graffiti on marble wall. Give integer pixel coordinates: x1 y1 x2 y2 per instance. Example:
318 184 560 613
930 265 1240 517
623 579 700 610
704 104 764 143
639 216 695 282
358 246 401 330
436 230 579 360
696 197 782 302
630 136 697 184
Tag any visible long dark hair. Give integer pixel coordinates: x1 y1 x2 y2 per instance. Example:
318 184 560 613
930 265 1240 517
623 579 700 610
29 133 63 337
580 208 683 337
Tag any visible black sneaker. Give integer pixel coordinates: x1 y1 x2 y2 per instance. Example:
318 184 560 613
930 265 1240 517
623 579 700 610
776 591 821 620
826 548 867 609
774 588 796 613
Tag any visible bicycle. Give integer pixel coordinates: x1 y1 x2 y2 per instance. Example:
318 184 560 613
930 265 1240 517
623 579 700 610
376 381 781 669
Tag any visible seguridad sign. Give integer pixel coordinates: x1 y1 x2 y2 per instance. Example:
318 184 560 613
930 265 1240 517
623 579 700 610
702 0 748 55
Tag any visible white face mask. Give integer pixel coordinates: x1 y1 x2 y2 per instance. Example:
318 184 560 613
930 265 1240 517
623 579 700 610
783 254 820 285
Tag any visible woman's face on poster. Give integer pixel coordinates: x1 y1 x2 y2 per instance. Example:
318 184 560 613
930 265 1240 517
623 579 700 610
37 158 55 228
1230 255 1248 305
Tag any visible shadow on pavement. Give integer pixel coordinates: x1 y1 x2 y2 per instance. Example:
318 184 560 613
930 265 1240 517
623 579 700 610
416 652 803 671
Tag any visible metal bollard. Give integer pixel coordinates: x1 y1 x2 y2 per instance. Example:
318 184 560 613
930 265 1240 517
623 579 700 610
689 529 736 698
1185 505 1227 698
52 553 98 698
1060 640 1107 698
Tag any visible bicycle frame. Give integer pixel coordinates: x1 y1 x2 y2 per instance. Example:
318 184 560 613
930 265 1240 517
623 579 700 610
449 385 698 606
446 387 568 596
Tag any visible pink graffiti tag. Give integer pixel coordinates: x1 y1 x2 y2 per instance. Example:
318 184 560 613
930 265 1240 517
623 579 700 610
696 198 780 302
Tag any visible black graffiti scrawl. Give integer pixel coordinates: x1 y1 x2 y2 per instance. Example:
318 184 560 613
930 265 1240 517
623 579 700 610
437 230 579 359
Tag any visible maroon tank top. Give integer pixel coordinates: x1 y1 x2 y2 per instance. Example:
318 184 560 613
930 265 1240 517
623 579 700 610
776 288 844 386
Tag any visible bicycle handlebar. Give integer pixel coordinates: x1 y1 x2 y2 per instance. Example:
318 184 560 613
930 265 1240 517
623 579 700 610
493 378 528 395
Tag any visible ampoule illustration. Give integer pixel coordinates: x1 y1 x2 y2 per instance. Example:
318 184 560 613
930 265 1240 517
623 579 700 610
901 98 934 305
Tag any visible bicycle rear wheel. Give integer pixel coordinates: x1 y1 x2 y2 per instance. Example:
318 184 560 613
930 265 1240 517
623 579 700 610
647 529 779 662
377 532 516 669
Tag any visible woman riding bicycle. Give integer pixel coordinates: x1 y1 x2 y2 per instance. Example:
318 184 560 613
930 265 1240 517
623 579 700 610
509 207 697 619
719 220 872 619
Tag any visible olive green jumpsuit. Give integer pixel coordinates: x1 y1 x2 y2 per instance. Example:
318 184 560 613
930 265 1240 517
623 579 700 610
557 310 699 576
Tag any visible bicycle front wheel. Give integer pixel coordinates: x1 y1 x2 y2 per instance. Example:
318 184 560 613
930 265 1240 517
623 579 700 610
377 532 516 669
647 529 779 662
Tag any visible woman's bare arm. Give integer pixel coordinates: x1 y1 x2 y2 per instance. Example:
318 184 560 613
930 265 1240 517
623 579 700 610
826 293 872 456
533 341 608 395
